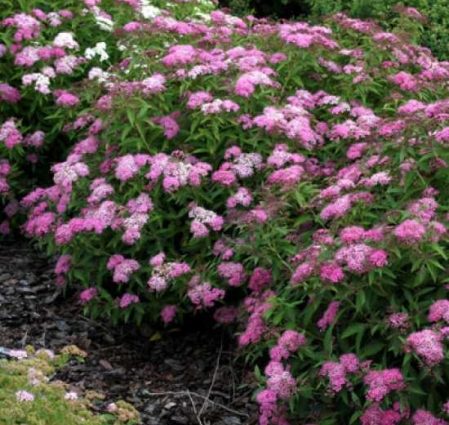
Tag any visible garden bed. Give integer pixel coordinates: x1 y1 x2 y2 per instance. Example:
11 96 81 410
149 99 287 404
0 241 257 425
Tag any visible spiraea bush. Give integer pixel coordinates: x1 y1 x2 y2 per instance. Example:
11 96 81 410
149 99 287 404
7 1 449 424
0 0 215 233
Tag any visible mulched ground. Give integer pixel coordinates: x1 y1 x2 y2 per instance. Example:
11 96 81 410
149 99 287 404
0 241 258 425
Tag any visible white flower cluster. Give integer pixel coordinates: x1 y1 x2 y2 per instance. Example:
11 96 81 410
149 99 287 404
53 32 79 50
85 42 109 62
22 73 52 94
140 0 162 20
88 67 111 84
88 7 114 31
192 10 212 22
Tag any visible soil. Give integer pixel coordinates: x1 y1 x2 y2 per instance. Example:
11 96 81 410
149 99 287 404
0 241 258 425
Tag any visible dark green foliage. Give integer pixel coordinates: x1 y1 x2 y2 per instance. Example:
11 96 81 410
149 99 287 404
223 0 449 60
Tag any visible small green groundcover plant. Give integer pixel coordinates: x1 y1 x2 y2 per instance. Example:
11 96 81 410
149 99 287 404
0 345 140 425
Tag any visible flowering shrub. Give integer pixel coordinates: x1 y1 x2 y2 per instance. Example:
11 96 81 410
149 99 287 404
0 0 216 233
10 1 449 424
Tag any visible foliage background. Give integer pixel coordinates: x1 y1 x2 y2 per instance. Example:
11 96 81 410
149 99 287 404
221 0 449 60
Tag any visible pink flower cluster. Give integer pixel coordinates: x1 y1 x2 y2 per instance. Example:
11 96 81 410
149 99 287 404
146 152 212 192
0 119 22 149
269 330 306 361
187 276 225 309
239 290 274 346
320 353 360 393
363 368 405 402
118 293 139 309
212 146 263 187
54 254 71 286
107 254 140 284
217 262 246 287
406 329 444 366
189 205 224 238
147 252 190 292
0 160 11 194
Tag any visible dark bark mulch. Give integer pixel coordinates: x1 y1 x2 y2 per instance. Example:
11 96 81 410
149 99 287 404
0 241 258 425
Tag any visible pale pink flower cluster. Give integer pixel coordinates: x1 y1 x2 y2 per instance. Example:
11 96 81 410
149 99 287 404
201 98 240 114
141 73 166 94
146 153 212 192
3 12 44 42
24 130 45 148
335 244 388 273
252 99 322 150
64 391 79 401
235 70 277 97
119 193 153 245
107 254 140 284
55 55 84 75
408 197 438 222
87 178 114 204
257 328 306 425
390 71 418 91
212 146 263 186
22 72 52 94
115 154 148 182
279 22 337 50
267 165 304 186
9 349 28 359
162 44 197 67
52 157 89 190
28 367 48 386
53 32 79 49
188 205 224 238
0 118 22 149
119 293 139 309
212 239 234 261
187 276 225 309
267 144 305 169
16 390 35 402
265 361 296 400
186 91 213 109
217 262 246 287
388 312 410 330
226 187 253 208
54 200 116 244
147 252 190 292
